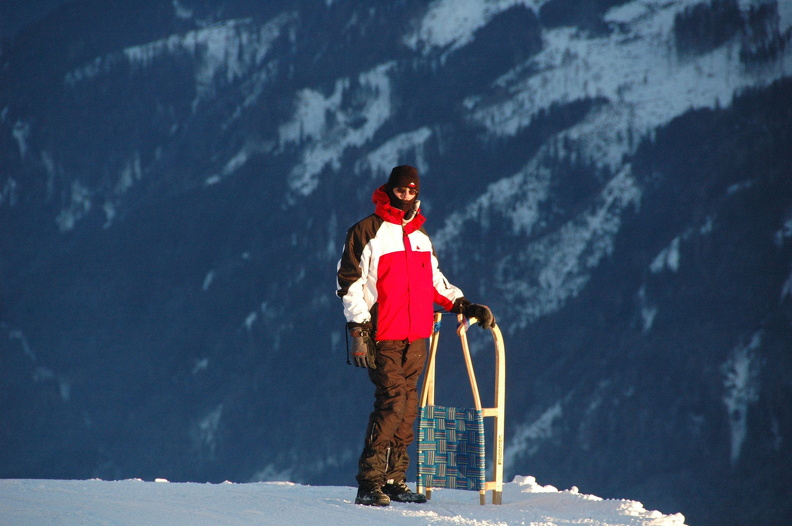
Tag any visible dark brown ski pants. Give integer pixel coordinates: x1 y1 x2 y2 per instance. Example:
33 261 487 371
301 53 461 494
356 338 427 487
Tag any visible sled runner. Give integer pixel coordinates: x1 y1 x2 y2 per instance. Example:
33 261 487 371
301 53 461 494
417 312 506 505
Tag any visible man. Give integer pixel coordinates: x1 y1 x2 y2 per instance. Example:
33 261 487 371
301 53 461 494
336 165 495 506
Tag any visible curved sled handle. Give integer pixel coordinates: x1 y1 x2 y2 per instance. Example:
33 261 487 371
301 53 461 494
420 312 443 408
459 316 497 331
456 314 483 410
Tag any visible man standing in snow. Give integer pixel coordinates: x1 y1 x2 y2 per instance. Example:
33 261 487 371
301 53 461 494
337 165 495 506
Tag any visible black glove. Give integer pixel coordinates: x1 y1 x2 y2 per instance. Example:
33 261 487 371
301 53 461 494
466 303 496 329
348 322 377 369
451 298 496 329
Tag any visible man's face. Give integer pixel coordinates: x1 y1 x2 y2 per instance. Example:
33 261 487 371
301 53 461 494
393 187 417 201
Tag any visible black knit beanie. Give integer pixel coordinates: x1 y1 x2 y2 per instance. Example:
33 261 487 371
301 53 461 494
386 165 420 195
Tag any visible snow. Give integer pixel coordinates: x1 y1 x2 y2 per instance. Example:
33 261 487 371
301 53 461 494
11 120 30 158
0 177 18 208
404 0 548 55
281 62 396 202
43 0 792 310
638 285 658 333
55 181 92 233
0 476 687 526
467 0 791 161
202 270 215 291
650 237 681 274
172 0 193 20
55 0 792 235
62 14 300 195
430 0 792 327
782 268 792 301
437 165 641 325
65 14 297 104
772 0 792 29
721 331 763 464
354 127 434 182
505 402 564 461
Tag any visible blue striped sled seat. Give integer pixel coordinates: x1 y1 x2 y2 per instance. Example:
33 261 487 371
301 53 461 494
417 406 486 491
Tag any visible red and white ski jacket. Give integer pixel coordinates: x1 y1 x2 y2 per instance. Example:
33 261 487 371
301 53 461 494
337 186 464 342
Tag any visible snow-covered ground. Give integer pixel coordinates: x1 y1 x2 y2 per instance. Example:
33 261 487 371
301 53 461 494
0 475 687 525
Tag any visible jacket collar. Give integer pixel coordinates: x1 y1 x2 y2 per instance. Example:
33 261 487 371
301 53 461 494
372 186 425 233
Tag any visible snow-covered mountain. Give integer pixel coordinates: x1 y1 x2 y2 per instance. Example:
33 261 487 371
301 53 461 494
2 1 791 525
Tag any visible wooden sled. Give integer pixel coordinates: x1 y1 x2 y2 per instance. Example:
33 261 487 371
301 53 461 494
417 312 506 505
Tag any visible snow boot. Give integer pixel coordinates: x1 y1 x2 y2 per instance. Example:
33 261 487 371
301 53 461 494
355 482 391 506
382 480 427 503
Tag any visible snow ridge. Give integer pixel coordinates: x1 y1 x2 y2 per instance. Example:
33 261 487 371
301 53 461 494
0 477 688 525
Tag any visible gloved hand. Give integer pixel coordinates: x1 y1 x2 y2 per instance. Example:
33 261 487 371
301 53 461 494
465 303 496 329
451 298 496 329
348 322 377 368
